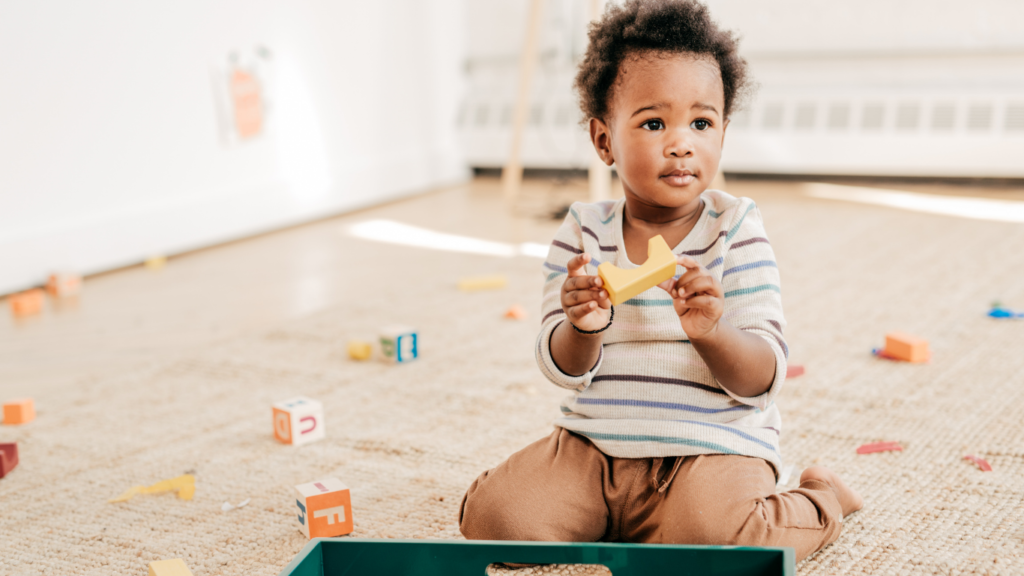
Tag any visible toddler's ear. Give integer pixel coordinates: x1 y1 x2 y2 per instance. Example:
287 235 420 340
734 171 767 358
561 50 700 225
589 118 614 166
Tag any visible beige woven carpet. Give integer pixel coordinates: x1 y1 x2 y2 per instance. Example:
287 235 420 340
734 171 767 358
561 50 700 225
3 185 1024 575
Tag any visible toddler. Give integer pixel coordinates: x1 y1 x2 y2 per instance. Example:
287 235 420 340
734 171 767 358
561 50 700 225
460 0 862 562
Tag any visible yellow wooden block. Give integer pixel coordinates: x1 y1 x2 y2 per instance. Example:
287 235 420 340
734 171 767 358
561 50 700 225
348 340 372 360
144 256 167 270
597 235 677 306
457 275 507 291
148 558 193 576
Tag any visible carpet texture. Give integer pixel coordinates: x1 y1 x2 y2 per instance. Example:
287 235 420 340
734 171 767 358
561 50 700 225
2 185 1024 575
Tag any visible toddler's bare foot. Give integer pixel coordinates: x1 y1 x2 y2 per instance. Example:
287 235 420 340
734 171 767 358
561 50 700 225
800 466 863 517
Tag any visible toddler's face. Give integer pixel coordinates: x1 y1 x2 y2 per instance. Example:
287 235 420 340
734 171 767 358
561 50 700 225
595 52 727 212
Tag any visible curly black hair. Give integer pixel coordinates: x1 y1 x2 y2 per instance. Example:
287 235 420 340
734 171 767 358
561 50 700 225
574 0 750 123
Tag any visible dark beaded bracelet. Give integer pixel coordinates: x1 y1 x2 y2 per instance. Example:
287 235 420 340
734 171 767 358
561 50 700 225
570 305 614 334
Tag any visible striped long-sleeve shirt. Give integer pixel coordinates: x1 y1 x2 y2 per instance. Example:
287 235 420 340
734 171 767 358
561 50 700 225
535 190 788 473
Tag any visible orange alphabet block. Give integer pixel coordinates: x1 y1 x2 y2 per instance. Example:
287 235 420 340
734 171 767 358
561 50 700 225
3 398 35 425
884 332 929 363
8 289 43 317
295 478 354 539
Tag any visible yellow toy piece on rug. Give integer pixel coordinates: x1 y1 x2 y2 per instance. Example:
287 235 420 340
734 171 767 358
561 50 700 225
148 558 193 576
457 275 507 291
598 235 677 306
109 474 195 503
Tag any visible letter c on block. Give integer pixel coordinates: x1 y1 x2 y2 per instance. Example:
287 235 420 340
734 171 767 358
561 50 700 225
300 416 317 434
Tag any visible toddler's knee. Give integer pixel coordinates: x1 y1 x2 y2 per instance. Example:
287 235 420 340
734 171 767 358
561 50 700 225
458 472 523 541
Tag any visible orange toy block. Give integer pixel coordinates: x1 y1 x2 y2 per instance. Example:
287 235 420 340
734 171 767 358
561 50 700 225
597 235 677 306
8 289 43 317
883 332 929 363
294 477 353 539
3 398 35 425
46 273 82 297
504 304 527 320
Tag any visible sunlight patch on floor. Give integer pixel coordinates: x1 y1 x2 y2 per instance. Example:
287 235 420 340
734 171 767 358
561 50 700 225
348 219 549 259
803 183 1024 223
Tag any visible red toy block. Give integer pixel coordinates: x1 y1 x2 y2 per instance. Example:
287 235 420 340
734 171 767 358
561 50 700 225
964 454 992 472
0 443 18 478
786 365 805 378
857 441 903 454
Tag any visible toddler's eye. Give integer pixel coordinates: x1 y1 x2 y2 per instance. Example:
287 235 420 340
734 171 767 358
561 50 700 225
691 119 711 131
641 119 664 131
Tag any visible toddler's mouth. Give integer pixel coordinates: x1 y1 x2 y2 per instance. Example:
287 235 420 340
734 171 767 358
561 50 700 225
661 169 696 187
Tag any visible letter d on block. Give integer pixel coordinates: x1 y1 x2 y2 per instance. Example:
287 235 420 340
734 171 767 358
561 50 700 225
273 408 291 443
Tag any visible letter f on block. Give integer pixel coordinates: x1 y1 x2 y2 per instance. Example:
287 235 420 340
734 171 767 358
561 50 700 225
313 505 346 525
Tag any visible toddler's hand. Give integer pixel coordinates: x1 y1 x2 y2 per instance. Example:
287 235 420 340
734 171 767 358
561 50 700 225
561 253 612 332
657 256 723 340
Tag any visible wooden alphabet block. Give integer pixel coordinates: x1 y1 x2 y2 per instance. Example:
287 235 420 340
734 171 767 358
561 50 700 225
294 477 353 539
8 289 43 317
0 443 18 478
3 398 35 425
597 235 677 306
884 332 929 363
46 273 82 297
272 396 325 446
148 558 193 576
380 325 418 364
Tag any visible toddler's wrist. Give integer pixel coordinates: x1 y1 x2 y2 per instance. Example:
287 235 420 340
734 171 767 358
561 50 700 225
687 320 721 343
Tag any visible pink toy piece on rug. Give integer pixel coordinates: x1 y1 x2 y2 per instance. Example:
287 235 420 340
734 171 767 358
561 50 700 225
963 455 992 471
857 441 903 455
786 365 805 378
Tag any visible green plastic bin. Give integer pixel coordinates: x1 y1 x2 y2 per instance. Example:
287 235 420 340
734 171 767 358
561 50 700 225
278 538 795 575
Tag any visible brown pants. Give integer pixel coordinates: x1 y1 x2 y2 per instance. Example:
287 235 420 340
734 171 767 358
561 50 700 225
460 429 843 562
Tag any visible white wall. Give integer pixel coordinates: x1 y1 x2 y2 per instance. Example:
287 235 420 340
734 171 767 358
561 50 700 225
0 0 469 295
459 0 1024 177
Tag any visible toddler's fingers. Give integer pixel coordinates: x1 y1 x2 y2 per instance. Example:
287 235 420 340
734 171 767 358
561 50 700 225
566 301 599 322
565 288 608 307
678 276 721 300
676 255 701 270
566 253 592 277
563 275 603 293
676 294 720 314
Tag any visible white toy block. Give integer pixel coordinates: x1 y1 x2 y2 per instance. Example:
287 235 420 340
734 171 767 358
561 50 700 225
294 477 353 539
272 396 325 446
46 272 82 297
379 325 418 364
